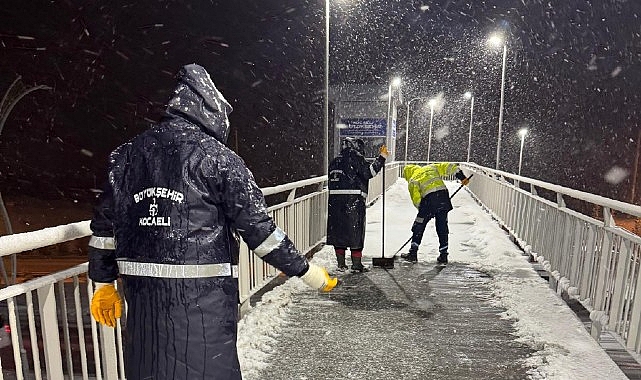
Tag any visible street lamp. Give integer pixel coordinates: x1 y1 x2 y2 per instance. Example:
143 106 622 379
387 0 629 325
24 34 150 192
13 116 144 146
323 0 330 176
488 33 508 170
427 98 436 162
404 97 429 163
386 77 402 159
518 128 528 176
464 91 474 162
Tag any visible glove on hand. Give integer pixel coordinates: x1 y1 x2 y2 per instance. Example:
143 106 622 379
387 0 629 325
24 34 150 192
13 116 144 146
301 264 338 292
461 177 470 186
379 145 389 158
91 283 123 328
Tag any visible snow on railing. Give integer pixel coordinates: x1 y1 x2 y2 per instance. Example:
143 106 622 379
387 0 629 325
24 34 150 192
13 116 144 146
460 162 641 355
0 165 399 380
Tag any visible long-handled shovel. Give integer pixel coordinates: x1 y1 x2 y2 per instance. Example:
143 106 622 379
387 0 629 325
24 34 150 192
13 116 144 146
372 174 473 269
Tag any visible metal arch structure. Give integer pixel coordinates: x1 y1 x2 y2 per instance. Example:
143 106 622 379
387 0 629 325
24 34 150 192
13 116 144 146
0 75 52 286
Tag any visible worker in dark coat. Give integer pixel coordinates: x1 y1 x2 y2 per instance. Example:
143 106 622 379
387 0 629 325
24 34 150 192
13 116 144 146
326 137 387 272
87 63 337 380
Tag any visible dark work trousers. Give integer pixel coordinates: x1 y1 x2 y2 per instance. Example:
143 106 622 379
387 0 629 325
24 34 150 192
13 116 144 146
410 198 450 254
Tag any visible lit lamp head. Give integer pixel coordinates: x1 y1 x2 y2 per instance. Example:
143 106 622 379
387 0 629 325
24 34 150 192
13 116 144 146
518 128 528 139
487 33 504 48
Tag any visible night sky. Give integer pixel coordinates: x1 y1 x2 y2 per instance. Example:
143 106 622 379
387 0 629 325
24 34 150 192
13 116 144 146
1 0 640 204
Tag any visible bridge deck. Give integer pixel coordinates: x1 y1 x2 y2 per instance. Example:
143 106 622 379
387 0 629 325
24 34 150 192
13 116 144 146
238 181 638 379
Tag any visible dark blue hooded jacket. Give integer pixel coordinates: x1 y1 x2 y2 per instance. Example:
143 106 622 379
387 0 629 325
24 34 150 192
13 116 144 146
326 145 385 249
88 63 309 380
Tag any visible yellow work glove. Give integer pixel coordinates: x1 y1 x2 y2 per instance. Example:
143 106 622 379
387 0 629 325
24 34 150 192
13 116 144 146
91 283 123 328
300 263 338 292
461 177 470 186
379 145 389 158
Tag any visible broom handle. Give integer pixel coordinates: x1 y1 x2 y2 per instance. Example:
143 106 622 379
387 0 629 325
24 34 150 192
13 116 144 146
449 173 473 199
393 236 413 257
381 163 386 259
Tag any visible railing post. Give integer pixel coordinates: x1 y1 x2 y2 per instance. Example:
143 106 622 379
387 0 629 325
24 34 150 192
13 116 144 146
603 207 615 228
37 284 64 380
99 325 119 380
287 189 296 203
627 258 641 351
609 240 631 334
7 297 24 380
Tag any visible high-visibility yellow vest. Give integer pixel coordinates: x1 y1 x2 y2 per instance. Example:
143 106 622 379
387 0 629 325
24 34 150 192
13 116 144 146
403 163 460 207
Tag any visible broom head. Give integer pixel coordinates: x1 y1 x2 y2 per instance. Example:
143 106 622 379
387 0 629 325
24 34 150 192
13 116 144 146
372 256 395 269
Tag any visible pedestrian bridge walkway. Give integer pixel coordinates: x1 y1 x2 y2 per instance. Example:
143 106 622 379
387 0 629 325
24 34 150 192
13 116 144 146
1 163 641 379
238 179 640 380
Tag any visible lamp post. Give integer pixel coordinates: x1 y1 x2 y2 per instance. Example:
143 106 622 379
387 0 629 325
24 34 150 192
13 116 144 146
518 128 528 176
404 97 429 163
386 77 402 158
323 0 330 176
464 91 474 162
488 33 508 170
427 98 436 162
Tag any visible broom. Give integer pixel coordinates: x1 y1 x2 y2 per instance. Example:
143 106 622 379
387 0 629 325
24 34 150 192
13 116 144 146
372 165 395 268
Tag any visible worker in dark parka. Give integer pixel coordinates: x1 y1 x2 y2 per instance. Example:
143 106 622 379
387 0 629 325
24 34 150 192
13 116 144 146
87 63 337 380
326 137 388 272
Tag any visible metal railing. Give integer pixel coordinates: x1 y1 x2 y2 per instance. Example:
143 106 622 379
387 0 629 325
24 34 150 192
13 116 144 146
459 162 641 355
0 163 399 379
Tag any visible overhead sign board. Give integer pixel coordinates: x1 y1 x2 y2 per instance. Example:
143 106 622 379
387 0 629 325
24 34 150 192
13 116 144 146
339 118 386 137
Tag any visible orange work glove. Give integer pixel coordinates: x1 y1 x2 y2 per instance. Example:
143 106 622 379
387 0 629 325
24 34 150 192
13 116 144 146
300 263 338 292
379 145 389 158
461 177 470 186
90 283 123 328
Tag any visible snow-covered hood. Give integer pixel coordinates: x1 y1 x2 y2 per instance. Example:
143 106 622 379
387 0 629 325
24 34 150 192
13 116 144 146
165 63 233 143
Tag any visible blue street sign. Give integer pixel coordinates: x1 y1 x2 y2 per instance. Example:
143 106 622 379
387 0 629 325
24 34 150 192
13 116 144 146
339 118 386 137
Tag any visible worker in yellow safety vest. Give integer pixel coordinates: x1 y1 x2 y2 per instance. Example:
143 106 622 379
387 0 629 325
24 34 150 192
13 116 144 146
400 163 470 264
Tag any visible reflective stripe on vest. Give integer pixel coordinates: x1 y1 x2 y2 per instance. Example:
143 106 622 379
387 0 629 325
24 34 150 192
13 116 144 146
117 260 237 278
89 236 116 250
328 189 367 198
416 177 447 198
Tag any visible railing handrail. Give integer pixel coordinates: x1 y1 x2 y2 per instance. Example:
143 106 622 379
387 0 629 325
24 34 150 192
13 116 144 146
0 263 88 300
463 162 641 217
261 175 327 196
0 220 91 257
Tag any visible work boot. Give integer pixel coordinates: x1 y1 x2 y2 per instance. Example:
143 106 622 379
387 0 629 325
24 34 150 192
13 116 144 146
403 253 418 263
436 246 448 264
336 253 348 272
402 244 418 262
350 256 370 272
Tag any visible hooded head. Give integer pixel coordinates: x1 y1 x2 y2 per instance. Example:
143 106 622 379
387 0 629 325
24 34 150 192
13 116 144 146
341 137 365 155
403 164 419 181
165 63 233 143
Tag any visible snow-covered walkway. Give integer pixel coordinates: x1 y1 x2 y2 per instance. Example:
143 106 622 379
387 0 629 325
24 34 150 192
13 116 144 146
237 180 631 379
